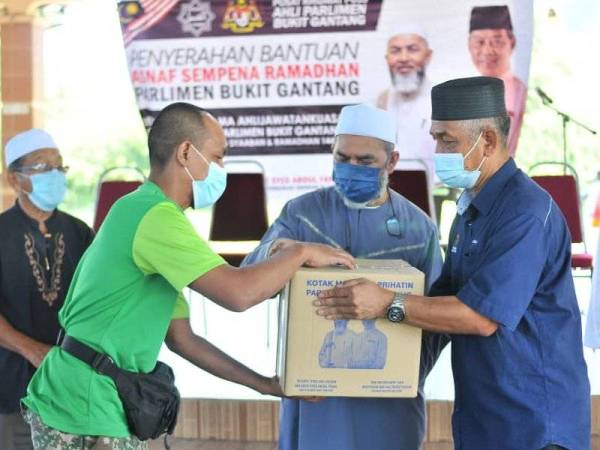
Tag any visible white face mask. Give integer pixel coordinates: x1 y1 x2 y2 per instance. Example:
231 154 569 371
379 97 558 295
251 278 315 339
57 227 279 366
184 145 227 209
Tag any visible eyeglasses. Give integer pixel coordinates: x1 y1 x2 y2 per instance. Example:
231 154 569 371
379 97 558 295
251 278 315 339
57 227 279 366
15 163 70 174
469 36 510 50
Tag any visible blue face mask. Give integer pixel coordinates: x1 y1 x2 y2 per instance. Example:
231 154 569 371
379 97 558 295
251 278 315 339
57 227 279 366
434 132 486 189
184 145 227 209
332 162 382 203
23 169 67 212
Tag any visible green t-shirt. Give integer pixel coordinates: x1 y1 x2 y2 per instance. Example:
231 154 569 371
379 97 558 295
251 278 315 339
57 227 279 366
23 181 225 437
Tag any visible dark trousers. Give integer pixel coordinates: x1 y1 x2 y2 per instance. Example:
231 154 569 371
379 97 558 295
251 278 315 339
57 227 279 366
0 412 33 450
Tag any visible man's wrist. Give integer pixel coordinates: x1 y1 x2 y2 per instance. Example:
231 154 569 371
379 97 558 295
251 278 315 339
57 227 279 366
387 292 408 322
20 342 41 365
256 375 278 396
253 375 268 394
293 242 308 263
381 289 396 317
270 239 303 259
15 334 35 358
268 239 283 258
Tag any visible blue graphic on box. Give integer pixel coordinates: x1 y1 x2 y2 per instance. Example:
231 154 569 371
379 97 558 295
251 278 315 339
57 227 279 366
318 319 387 369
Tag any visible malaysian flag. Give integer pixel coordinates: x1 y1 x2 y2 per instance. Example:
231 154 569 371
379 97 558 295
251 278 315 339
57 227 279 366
119 0 180 46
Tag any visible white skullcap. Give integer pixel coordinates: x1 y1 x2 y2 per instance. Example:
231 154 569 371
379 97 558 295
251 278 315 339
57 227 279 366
335 104 397 144
389 24 429 43
4 128 57 167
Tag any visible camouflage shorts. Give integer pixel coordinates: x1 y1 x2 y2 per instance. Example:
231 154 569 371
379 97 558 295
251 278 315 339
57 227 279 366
22 408 148 450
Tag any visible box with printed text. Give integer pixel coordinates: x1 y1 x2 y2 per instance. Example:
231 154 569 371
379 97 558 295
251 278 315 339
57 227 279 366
277 259 424 398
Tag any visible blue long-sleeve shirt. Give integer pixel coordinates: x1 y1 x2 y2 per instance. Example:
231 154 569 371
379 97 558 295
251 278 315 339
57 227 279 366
430 159 590 450
243 186 444 450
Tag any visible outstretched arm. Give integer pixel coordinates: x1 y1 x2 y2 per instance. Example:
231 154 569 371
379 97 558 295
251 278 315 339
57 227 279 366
315 279 498 336
166 318 282 397
190 242 355 312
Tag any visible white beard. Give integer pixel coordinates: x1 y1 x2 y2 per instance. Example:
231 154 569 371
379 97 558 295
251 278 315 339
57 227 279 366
391 70 425 95
336 171 390 210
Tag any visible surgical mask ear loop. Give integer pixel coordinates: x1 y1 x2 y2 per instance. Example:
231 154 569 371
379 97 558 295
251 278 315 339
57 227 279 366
464 132 483 160
15 172 32 195
184 143 208 182
464 132 486 172
183 166 195 181
190 144 210 166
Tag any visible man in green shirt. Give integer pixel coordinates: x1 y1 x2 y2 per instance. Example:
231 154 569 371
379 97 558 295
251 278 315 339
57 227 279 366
22 103 354 449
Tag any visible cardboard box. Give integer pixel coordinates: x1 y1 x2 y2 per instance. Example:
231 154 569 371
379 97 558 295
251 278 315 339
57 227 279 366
277 259 424 398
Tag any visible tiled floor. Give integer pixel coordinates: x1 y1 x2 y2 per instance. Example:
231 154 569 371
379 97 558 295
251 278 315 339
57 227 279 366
151 437 600 450
149 439 455 450
150 440 276 450
150 439 453 450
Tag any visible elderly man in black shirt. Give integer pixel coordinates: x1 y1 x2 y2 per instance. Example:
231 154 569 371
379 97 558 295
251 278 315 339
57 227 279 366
0 129 93 450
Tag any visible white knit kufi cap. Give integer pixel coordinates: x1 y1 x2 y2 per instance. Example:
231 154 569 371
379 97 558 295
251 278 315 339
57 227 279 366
4 128 58 167
335 103 397 144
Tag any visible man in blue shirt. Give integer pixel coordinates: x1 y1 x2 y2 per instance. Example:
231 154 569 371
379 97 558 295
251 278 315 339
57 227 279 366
317 77 590 450
243 103 444 450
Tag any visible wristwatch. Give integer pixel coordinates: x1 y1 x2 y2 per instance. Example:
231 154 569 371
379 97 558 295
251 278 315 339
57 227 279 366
387 292 408 323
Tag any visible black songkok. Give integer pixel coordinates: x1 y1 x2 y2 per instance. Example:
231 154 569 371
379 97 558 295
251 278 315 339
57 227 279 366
470 5 513 32
431 77 507 121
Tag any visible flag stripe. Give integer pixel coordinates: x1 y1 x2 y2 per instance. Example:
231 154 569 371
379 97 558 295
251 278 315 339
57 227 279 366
125 0 166 33
123 0 178 43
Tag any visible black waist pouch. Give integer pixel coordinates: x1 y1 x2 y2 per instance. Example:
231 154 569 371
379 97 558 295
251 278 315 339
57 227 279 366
59 333 180 441
112 361 180 440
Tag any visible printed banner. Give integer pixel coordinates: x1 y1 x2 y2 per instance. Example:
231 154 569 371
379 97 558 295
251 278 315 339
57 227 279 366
120 0 533 200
